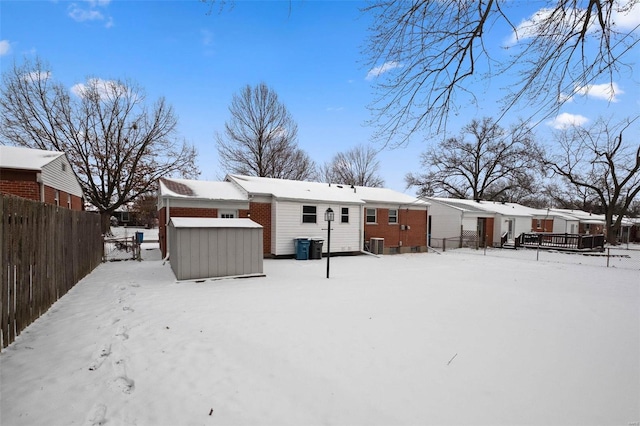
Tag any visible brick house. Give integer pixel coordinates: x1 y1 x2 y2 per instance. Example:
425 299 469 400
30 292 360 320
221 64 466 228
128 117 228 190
0 145 84 210
158 175 429 257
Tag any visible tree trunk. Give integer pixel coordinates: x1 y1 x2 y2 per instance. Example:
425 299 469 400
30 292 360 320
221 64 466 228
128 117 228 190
100 211 112 235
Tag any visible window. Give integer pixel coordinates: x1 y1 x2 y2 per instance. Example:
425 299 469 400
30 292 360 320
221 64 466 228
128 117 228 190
67 194 71 209
61 163 67 172
219 210 236 218
366 208 376 224
388 209 398 224
341 207 349 224
302 205 317 223
54 190 60 206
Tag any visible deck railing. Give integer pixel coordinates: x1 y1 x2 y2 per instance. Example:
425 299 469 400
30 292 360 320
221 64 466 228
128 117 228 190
516 233 605 251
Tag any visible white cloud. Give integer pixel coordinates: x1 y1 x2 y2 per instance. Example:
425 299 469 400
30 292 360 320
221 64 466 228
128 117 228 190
612 1 640 30
68 6 104 22
561 82 624 103
547 112 589 129
22 71 51 83
576 82 624 102
68 1 113 27
506 1 639 46
72 78 128 100
366 61 402 80
0 40 11 56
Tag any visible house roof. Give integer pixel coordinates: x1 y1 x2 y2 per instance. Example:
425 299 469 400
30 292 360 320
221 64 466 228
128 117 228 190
549 209 606 224
227 174 428 207
159 178 248 201
160 175 428 208
427 198 491 213
428 198 534 216
170 217 262 229
0 145 64 171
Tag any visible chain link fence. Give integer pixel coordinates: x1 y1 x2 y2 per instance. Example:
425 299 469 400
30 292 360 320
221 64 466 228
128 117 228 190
448 244 640 271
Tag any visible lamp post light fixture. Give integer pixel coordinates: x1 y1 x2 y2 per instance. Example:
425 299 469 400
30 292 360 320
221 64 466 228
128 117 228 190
325 207 334 278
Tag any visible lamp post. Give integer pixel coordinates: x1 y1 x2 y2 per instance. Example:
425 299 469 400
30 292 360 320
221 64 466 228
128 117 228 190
325 207 334 278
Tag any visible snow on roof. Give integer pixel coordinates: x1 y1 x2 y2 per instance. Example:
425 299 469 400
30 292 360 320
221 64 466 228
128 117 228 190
227 175 365 203
427 198 490 213
227 174 428 206
429 198 534 216
352 185 429 207
0 145 64 170
159 178 248 201
170 218 262 228
550 209 606 224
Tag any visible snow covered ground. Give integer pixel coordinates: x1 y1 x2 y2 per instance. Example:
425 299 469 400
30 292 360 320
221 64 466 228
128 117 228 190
1 246 638 426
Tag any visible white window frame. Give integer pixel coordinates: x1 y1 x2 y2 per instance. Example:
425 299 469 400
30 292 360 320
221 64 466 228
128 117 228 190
388 209 398 224
54 190 60 206
366 208 377 224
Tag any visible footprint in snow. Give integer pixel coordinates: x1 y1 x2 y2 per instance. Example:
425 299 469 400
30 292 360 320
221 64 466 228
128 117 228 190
110 359 135 394
88 344 112 371
116 325 129 340
85 403 107 426
122 306 134 313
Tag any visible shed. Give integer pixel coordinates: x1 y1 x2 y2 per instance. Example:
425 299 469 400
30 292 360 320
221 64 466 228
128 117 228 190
168 218 264 281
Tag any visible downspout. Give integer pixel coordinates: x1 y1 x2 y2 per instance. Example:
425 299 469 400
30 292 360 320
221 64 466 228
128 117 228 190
163 197 170 262
36 172 44 202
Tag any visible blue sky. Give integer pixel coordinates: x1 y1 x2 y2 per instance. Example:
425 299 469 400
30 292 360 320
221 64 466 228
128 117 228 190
1 1 639 192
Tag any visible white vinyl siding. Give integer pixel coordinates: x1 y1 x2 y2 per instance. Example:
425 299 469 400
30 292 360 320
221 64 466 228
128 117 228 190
273 201 362 256
41 155 83 197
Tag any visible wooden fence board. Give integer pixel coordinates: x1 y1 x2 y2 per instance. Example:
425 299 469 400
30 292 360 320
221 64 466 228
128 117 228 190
0 195 102 351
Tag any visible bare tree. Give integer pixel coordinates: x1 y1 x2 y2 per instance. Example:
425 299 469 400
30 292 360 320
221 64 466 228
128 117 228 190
321 144 384 187
405 117 540 201
216 82 316 181
364 1 639 146
544 116 640 244
0 57 198 232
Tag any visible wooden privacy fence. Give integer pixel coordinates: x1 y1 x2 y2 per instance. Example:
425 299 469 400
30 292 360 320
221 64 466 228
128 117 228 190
1 194 103 351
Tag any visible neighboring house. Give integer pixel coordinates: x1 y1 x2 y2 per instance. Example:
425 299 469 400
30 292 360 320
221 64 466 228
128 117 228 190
0 145 84 210
158 175 429 257
426 198 578 247
548 209 606 235
425 198 497 247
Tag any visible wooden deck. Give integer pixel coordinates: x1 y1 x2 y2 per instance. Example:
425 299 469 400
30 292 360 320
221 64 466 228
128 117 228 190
514 233 605 252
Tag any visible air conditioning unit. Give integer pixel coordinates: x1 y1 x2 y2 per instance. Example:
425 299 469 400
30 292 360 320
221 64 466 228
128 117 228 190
370 237 384 255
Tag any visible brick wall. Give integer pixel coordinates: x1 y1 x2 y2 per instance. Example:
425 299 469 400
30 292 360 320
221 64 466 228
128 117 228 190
158 206 219 256
0 179 40 201
364 207 428 253
532 218 554 233
248 202 272 255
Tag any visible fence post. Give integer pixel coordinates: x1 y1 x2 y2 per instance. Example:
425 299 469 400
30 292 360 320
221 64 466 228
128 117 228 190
443 238 446 252
606 247 610 268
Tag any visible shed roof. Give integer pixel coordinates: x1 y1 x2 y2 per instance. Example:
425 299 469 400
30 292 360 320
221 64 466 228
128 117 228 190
0 145 64 170
170 218 262 229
